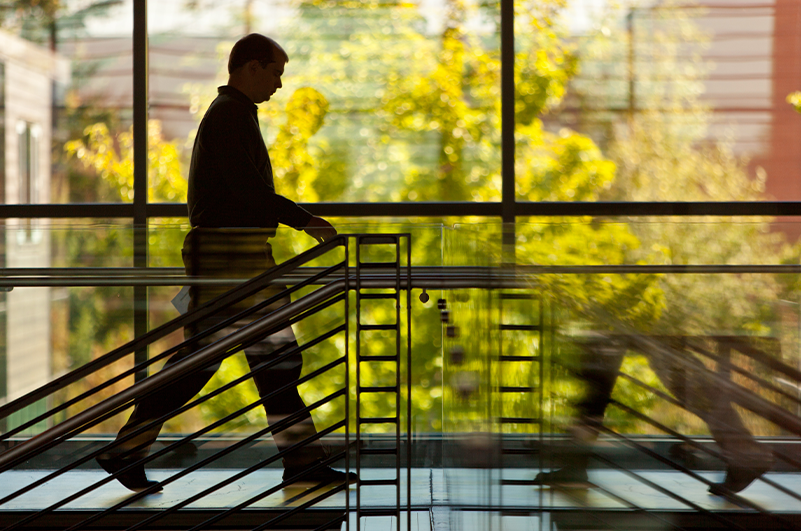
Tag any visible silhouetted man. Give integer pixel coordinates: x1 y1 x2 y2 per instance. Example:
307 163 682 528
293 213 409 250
98 33 354 491
535 334 774 495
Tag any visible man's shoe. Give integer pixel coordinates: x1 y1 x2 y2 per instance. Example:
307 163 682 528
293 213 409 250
708 460 771 496
97 454 162 492
282 462 358 486
533 467 590 488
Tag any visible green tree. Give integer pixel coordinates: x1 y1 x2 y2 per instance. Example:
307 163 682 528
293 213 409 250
568 2 799 435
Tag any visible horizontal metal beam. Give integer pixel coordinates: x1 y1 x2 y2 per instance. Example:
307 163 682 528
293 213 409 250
4 201 801 220
3 264 801 289
515 201 801 217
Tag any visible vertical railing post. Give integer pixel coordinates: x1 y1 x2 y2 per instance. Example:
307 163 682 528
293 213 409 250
133 0 149 380
501 0 516 264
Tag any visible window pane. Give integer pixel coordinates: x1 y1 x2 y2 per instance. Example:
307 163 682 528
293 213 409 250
519 0 801 202
148 0 501 205
4 1 134 205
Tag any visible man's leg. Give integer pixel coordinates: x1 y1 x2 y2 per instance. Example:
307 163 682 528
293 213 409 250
535 337 626 485
244 326 326 467
244 318 356 485
98 335 220 491
644 337 773 494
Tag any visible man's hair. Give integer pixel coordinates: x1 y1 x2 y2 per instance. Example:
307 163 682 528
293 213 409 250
228 33 288 74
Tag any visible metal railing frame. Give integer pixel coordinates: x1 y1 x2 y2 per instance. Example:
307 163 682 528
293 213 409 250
5 250 801 526
0 232 421 531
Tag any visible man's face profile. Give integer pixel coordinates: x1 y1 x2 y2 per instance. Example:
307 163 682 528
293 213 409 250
254 59 285 103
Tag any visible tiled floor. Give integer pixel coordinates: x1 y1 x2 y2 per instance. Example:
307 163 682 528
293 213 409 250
447 468 801 513
0 468 430 510
2 467 800 529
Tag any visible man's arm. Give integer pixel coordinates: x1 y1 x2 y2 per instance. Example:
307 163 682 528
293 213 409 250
304 216 337 243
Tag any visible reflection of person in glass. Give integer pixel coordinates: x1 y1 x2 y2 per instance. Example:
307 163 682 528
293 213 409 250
98 34 355 492
536 335 774 495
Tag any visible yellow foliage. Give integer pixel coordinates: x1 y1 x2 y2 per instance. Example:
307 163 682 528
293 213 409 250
65 120 187 203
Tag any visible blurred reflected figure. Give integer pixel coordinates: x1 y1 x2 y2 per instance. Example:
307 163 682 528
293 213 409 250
97 34 354 492
535 335 774 495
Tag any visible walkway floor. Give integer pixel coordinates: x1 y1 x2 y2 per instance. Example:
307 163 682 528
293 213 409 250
2 467 800 529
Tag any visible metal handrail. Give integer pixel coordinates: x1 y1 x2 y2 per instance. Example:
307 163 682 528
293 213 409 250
0 278 349 471
3 264 801 288
4 200 801 219
0 235 347 420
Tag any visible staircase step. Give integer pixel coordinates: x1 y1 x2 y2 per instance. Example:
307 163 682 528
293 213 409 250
499 355 540 362
358 355 399 362
500 417 540 424
358 235 399 245
360 324 398 331
359 416 399 424
500 324 541 331
360 447 399 456
500 293 537 300
360 478 399 487
359 385 398 393
502 447 537 455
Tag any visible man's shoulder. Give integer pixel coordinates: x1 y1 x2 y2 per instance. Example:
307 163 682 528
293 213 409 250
206 92 250 118
197 93 251 136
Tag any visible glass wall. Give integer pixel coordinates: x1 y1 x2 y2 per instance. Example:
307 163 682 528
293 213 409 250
142 0 502 205
526 0 801 203
0 1 134 204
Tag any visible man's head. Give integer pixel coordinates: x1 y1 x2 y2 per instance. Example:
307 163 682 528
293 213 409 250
227 33 288 104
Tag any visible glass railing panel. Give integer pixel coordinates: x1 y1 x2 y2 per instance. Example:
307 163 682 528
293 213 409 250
438 220 801 519
2 222 136 439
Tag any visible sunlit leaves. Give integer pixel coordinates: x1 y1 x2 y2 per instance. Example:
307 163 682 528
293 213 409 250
64 119 186 202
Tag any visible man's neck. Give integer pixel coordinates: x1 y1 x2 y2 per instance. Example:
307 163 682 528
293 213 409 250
227 78 257 104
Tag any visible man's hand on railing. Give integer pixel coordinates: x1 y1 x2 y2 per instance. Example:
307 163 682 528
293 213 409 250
304 216 337 243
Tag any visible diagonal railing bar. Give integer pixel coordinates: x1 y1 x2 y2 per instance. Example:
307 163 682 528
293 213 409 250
613 354 801 501
115 420 348 531
0 232 419 531
589 425 753 531
623 336 801 437
16 408 345 531
8 383 347 531
312 515 348 531
594 422 801 531
0 236 347 421
609 396 801 506
0 278 349 471
621 380 801 490
279 482 334 507
252 480 348 531
710 336 801 383
0 327 338 505
4 379 345 531
0 288 346 477
0 328 346 509
64 419 348 531
0 260 348 440
253 483 348 531
693 345 801 408
190 452 349 531
0 295 344 476
548 463 685 531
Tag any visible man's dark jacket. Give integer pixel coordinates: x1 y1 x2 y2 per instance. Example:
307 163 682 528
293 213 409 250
187 85 312 229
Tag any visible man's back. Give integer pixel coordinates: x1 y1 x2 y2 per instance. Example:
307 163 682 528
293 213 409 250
187 86 311 230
